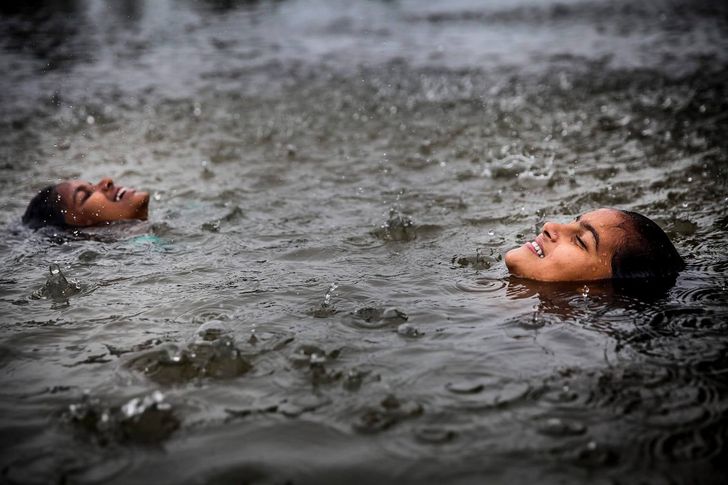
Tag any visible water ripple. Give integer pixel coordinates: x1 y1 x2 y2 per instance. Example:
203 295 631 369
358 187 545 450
455 278 507 293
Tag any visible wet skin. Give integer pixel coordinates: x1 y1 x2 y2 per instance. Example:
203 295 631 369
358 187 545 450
505 209 626 282
55 178 150 227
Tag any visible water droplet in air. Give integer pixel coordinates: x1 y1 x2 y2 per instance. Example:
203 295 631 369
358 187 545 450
581 285 590 298
86 115 95 125
151 390 164 403
682 202 688 208
687 177 693 183
323 282 338 306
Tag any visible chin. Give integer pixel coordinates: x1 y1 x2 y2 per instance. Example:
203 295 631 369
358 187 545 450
505 246 540 280
504 247 522 274
133 192 150 220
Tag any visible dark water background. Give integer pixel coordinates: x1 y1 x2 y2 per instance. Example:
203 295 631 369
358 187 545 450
1 1 727 483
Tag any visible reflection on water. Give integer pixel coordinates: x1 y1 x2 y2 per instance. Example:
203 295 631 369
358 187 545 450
1 0 727 483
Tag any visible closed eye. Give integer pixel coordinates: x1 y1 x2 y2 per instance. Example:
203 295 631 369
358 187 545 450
75 189 91 206
575 235 588 251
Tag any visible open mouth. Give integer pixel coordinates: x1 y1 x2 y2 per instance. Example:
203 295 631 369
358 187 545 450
114 188 128 202
530 241 544 258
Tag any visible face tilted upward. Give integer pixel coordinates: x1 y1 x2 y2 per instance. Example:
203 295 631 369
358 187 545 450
505 209 626 282
56 178 150 227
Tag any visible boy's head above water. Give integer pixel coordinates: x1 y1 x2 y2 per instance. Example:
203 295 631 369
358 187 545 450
505 208 684 282
23 178 149 229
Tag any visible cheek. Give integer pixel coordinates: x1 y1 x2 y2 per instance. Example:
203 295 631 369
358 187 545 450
530 247 585 281
80 194 108 215
546 248 607 280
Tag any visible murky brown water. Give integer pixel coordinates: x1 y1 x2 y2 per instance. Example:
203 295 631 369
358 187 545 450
1 1 727 484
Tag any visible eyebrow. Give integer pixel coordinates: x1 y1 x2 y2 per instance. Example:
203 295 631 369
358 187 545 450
575 215 600 251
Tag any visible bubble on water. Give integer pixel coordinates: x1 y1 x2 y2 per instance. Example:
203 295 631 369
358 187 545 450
488 230 495 236
581 285 590 298
397 323 421 338
86 115 95 125
687 177 693 183
192 102 202 117
153 192 162 201
682 202 688 208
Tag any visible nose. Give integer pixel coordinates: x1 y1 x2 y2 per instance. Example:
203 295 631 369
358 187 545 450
543 221 578 242
96 177 114 192
542 221 571 241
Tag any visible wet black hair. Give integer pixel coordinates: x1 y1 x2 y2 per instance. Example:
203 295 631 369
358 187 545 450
611 210 685 279
22 185 67 229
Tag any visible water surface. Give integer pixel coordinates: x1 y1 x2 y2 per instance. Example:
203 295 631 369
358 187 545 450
1 1 727 483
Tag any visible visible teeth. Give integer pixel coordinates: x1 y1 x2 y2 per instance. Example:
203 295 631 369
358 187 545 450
532 241 544 258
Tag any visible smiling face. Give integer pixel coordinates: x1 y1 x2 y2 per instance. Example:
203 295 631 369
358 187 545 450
55 178 150 227
504 209 627 282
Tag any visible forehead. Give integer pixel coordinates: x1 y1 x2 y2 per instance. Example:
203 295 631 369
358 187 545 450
580 209 623 226
580 209 625 250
